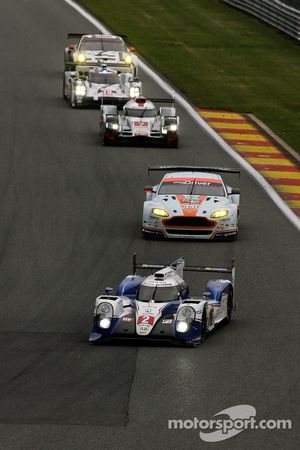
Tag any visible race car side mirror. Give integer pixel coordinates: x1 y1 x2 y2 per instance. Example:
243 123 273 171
229 188 240 195
105 287 114 295
129 47 136 53
68 44 76 50
144 185 154 193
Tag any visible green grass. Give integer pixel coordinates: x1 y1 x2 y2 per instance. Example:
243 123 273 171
78 0 300 153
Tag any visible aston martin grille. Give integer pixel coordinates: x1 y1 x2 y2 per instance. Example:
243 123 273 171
166 229 212 236
163 216 215 228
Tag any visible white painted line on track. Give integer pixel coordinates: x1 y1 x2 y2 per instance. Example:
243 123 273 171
64 0 300 232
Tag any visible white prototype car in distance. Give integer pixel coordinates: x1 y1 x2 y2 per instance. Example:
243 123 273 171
64 33 138 76
63 66 142 108
99 96 179 147
143 165 240 240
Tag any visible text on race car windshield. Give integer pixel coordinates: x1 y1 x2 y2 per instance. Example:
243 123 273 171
89 73 119 84
158 180 225 196
79 39 126 52
137 285 180 303
125 108 156 118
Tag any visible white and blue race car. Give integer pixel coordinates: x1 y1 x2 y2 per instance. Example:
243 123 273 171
63 66 142 108
89 254 236 346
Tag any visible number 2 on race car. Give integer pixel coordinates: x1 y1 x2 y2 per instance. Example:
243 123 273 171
137 315 155 325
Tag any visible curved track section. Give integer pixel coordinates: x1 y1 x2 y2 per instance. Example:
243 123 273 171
0 1 298 449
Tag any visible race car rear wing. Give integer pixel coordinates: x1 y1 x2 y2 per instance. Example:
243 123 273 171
64 61 131 68
147 98 175 104
67 33 86 39
132 254 236 286
148 165 240 175
67 33 128 41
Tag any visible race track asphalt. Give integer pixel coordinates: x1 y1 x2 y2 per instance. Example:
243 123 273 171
0 0 299 449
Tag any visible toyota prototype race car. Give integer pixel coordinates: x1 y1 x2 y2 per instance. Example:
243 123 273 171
89 254 236 346
99 96 179 147
64 33 138 76
142 166 240 240
63 65 142 108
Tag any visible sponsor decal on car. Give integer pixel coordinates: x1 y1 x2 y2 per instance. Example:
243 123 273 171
137 315 155 326
122 317 133 322
133 121 150 136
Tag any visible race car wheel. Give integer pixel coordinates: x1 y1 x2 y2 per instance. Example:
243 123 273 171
103 133 115 146
227 231 238 241
185 310 207 347
103 136 111 146
103 129 118 146
166 134 179 148
70 92 78 109
142 230 158 239
200 310 207 343
62 77 67 100
224 292 233 323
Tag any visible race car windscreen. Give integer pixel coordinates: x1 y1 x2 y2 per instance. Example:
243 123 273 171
125 108 156 118
137 285 179 302
158 179 225 196
80 38 126 52
89 72 119 84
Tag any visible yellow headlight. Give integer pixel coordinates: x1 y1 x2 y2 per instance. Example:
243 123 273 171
124 54 132 65
77 53 86 63
152 208 169 217
211 209 229 218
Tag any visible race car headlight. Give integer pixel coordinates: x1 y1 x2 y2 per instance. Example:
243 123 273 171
151 208 169 217
161 123 178 134
177 306 195 320
106 122 119 130
97 302 113 328
211 208 229 219
124 54 132 65
176 321 189 333
77 53 86 63
162 124 177 134
99 317 111 329
129 86 140 98
176 306 195 333
74 85 87 96
98 303 112 315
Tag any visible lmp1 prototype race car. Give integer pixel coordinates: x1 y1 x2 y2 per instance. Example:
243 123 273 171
64 33 138 75
89 254 236 346
142 166 240 240
99 96 179 146
63 66 142 108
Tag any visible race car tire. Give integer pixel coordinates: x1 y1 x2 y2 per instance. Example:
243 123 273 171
167 142 178 149
165 135 179 148
224 291 233 323
103 134 116 146
227 231 238 241
200 309 207 343
103 136 111 146
185 310 207 347
70 92 79 109
142 229 164 239
103 129 118 146
62 77 67 100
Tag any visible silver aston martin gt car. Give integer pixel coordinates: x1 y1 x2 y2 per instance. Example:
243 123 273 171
142 166 240 240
